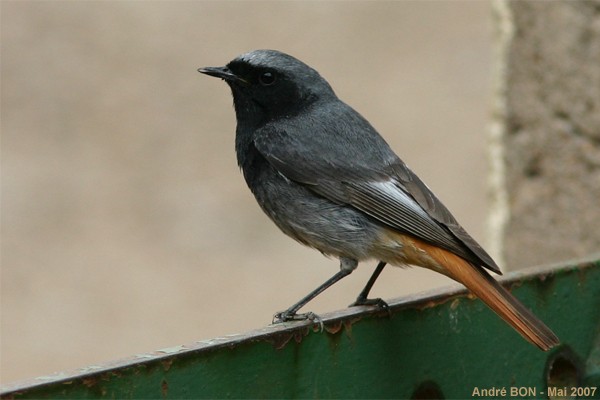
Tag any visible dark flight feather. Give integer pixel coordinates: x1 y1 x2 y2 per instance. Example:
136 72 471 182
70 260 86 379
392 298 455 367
253 100 500 273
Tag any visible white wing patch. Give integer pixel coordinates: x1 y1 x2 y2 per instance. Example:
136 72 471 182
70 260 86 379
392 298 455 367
368 180 429 219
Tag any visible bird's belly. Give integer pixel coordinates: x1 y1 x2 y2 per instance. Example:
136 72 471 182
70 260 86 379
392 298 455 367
249 168 380 260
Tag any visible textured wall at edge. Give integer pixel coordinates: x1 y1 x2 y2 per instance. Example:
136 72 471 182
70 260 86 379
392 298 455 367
501 1 600 269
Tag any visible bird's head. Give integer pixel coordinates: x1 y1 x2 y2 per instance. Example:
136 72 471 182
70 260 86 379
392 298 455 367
199 50 336 124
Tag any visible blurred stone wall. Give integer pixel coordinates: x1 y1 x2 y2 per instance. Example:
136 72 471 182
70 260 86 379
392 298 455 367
489 1 600 270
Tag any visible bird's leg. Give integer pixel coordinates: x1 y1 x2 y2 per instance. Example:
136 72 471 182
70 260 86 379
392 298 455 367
349 261 389 311
273 258 357 324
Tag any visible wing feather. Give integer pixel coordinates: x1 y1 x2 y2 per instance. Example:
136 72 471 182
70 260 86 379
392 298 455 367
253 112 499 273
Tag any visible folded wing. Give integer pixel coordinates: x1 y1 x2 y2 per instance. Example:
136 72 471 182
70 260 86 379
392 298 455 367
253 113 499 273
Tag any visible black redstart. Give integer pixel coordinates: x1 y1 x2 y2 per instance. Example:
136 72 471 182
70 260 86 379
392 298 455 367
199 49 559 351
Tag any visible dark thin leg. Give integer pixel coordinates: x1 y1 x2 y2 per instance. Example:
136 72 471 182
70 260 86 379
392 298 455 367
273 268 352 323
349 261 389 310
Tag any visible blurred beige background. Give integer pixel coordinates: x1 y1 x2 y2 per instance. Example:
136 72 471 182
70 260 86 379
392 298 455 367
2 1 492 383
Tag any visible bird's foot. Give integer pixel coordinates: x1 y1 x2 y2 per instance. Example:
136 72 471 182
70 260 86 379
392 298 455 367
349 297 391 315
272 310 324 331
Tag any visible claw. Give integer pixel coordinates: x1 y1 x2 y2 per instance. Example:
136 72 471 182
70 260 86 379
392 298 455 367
272 310 324 331
306 312 324 332
272 311 287 324
349 297 391 316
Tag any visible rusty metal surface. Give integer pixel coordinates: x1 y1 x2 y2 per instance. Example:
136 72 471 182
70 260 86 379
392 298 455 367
2 259 599 399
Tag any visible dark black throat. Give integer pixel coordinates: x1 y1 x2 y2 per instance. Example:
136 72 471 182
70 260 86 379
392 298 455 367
235 122 271 195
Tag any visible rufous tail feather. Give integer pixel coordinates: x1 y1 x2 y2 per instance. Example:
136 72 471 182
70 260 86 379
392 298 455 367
411 239 559 351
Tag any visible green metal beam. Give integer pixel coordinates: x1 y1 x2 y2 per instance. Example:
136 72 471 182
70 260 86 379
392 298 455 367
2 260 599 399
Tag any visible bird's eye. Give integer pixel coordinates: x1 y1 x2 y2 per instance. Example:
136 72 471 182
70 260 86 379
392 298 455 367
258 71 276 86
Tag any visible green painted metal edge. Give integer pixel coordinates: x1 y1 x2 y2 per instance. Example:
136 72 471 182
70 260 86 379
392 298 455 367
2 259 599 399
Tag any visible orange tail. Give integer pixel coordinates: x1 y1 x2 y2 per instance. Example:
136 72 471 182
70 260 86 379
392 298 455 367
411 239 559 351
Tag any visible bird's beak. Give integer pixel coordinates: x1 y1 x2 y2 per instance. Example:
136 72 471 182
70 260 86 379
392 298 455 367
198 66 248 85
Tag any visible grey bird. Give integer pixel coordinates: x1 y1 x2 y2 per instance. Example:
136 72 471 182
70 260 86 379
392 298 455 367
199 49 559 351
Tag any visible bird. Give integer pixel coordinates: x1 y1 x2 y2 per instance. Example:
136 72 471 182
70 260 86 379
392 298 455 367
198 49 559 351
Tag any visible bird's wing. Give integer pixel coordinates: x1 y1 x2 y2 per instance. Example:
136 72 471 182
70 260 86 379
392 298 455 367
253 117 499 274
344 164 499 273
